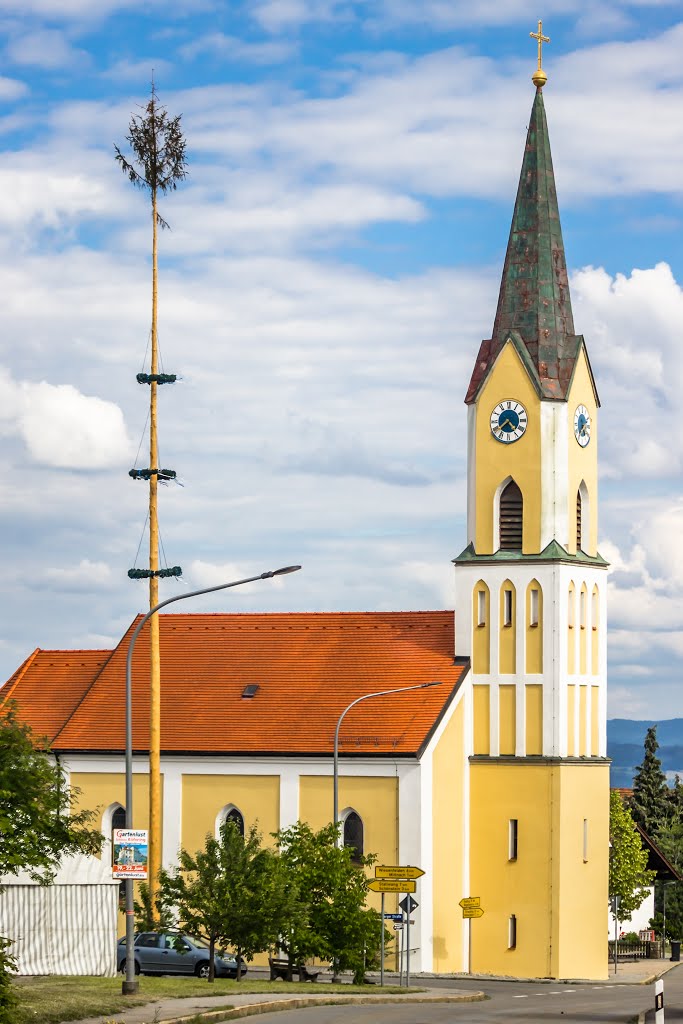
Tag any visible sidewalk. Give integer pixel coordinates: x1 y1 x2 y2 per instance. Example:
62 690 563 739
68 984 485 1024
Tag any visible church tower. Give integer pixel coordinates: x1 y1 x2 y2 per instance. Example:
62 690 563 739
454 46 609 979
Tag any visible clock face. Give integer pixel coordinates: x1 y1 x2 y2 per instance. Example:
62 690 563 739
574 405 591 447
490 400 528 444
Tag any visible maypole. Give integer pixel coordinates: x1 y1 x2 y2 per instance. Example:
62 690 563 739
116 84 187 908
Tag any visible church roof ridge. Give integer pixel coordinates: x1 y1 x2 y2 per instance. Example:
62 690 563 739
466 87 580 404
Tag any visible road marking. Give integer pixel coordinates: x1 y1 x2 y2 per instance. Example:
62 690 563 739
512 995 528 998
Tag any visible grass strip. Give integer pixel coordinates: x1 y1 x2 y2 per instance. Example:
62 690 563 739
11 976 407 1024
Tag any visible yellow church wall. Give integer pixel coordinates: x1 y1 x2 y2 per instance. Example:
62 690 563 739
525 581 543 673
431 700 465 971
474 342 542 554
579 687 588 756
592 586 600 675
472 582 490 674
473 687 490 754
70 772 154 836
181 775 279 852
525 686 543 755
591 687 600 757
499 686 516 755
299 775 398 920
566 349 599 555
553 764 609 979
470 761 608 979
71 772 157 939
568 584 576 675
469 763 552 977
567 686 576 755
499 581 517 674
579 585 588 675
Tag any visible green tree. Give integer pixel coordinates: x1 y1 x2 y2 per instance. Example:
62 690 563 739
159 821 281 982
631 725 669 835
0 703 103 880
0 704 103 1022
134 881 175 932
274 821 383 984
610 790 656 919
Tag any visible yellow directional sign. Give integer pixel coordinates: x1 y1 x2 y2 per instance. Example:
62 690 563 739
459 896 481 910
375 865 425 880
369 879 417 894
463 907 484 919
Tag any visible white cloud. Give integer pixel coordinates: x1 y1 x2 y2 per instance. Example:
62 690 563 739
0 368 132 468
179 33 295 65
6 29 88 70
43 559 113 591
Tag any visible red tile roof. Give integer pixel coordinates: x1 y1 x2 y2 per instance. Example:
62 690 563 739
5 611 466 757
0 648 112 745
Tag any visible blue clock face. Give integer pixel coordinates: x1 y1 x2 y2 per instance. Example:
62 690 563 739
490 400 528 444
574 405 591 447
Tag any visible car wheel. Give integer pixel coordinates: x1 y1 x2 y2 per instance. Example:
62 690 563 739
196 961 211 979
120 959 140 976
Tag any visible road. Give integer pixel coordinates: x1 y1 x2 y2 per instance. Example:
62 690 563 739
240 970 683 1023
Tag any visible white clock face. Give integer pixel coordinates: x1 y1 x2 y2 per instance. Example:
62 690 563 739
574 405 591 447
490 400 528 444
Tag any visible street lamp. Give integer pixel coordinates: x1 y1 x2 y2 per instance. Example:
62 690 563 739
122 564 301 994
333 681 443 833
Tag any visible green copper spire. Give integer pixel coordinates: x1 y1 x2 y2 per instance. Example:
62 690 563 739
466 88 582 404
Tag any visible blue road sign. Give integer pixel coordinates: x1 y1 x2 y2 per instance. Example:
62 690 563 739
383 912 403 921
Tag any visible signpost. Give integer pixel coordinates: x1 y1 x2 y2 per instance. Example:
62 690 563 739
374 866 423 988
369 879 416 893
459 897 484 974
376 866 425 880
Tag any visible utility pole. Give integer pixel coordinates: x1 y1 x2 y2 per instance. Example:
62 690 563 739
116 84 187 908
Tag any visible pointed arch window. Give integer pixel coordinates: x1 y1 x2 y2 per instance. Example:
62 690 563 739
343 811 364 863
577 482 589 552
499 480 523 550
217 805 245 838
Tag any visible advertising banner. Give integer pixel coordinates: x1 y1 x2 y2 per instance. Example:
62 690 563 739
112 829 148 880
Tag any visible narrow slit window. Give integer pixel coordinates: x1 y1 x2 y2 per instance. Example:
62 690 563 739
583 819 589 863
568 587 575 629
576 489 583 551
508 819 518 861
591 588 598 632
508 914 517 950
580 588 587 630
503 589 513 627
529 588 539 627
499 480 523 550
477 589 486 627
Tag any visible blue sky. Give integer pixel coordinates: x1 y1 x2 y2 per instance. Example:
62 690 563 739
0 1 682 719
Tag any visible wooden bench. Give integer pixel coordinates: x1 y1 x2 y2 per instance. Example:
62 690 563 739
269 957 320 982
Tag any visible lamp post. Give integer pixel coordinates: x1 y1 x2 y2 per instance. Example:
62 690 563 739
331 680 442 985
333 681 443 831
122 564 301 994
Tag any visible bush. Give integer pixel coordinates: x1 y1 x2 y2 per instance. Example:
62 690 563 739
0 937 17 1024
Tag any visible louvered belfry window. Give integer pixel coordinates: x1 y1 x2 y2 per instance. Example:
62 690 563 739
576 489 583 550
499 480 523 550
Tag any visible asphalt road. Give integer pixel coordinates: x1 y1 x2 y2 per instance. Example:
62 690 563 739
240 972 677 1023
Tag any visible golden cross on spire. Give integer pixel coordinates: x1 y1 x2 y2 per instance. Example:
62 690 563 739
530 19 550 88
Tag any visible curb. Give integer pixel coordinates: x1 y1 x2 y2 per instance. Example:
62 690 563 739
157 992 487 1024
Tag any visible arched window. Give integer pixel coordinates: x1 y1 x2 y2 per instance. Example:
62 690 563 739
112 806 126 833
216 805 245 838
577 481 589 552
343 811 364 863
499 480 523 550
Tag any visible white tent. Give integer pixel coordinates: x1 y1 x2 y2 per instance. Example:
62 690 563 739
0 854 119 976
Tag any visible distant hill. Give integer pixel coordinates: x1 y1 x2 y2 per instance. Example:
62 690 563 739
607 719 683 788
